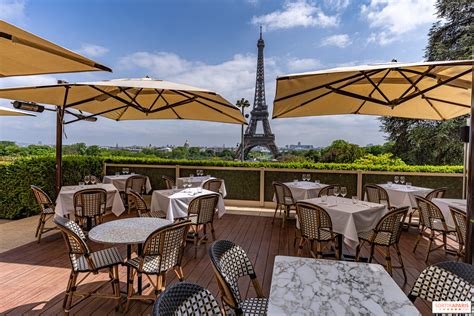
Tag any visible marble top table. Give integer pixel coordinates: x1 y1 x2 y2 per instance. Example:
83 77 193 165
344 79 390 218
432 198 467 228
300 197 387 249
150 188 226 221
55 183 125 217
378 183 432 208
176 176 227 197
274 181 328 202
88 217 171 245
269 256 420 316
103 174 152 193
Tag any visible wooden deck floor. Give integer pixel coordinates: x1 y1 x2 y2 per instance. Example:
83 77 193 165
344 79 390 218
0 213 456 315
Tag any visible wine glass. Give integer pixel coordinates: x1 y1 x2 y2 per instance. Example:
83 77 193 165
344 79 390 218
333 186 340 203
306 174 311 181
400 176 405 185
84 175 90 185
315 179 320 186
394 176 399 184
340 187 347 199
90 176 97 185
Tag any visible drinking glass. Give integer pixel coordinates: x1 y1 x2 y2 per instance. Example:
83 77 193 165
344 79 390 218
321 194 327 203
394 176 399 184
352 196 358 204
306 174 311 181
315 179 320 185
79 182 85 188
387 181 393 187
84 175 90 184
90 176 97 185
340 187 347 199
293 179 298 184
333 186 340 203
115 171 120 176
172 185 177 191
406 182 412 188
301 174 306 181
400 176 405 185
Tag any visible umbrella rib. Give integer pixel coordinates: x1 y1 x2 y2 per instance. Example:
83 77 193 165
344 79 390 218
64 87 133 108
89 86 144 112
327 87 391 106
422 96 471 108
398 66 435 99
399 68 471 89
148 97 196 113
176 90 237 110
361 71 391 104
122 88 145 110
64 105 128 124
354 68 392 114
192 98 246 123
148 89 164 112
396 69 471 105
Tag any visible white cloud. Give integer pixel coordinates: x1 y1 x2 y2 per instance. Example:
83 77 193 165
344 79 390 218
324 0 350 11
0 0 26 23
119 52 193 77
251 1 338 31
0 74 57 88
287 58 321 72
361 0 437 45
320 34 352 48
77 43 109 58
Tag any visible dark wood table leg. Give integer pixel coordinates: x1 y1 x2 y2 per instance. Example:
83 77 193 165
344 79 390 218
86 217 92 231
137 244 143 295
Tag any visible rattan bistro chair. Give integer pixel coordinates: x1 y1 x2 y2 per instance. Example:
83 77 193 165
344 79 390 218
128 190 164 218
413 196 457 263
153 282 222 316
186 193 220 258
356 207 409 281
209 240 268 316
202 178 223 194
317 185 339 197
408 261 473 305
449 206 467 261
272 181 296 227
73 188 107 230
54 216 123 315
406 187 447 229
364 184 395 210
125 221 191 311
295 202 341 259
162 175 175 189
31 185 57 243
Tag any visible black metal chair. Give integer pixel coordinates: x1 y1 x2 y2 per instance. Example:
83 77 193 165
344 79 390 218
30 185 57 243
408 261 473 304
54 216 122 315
209 240 268 315
153 282 222 316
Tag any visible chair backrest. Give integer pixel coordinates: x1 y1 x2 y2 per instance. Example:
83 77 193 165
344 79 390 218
73 188 107 218
415 196 447 230
202 178 223 193
449 206 467 246
153 281 222 316
162 175 175 189
208 240 259 309
141 221 191 272
187 193 220 224
272 181 294 205
31 185 54 213
364 184 390 207
373 207 409 245
128 190 149 216
425 187 447 200
296 202 334 240
409 261 473 303
125 175 147 194
317 185 339 197
54 216 93 270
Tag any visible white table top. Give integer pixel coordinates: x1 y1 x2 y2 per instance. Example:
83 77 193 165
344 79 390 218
176 176 227 197
432 198 467 228
301 197 387 248
103 174 152 193
379 183 432 208
89 217 171 245
269 256 420 315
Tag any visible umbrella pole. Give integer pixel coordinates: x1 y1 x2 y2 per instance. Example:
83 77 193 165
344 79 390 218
466 78 473 264
55 86 69 195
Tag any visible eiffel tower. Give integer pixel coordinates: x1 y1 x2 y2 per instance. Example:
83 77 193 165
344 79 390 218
236 27 279 159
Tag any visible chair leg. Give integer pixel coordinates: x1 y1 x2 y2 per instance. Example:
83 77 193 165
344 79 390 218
355 245 361 261
35 213 44 238
334 238 340 260
125 269 135 313
194 227 199 259
309 240 316 258
174 266 185 281
316 241 322 259
413 227 424 253
63 271 75 309
37 215 46 243
385 246 393 276
296 238 305 256
64 272 78 315
394 244 407 282
369 245 375 263
210 222 216 240
272 204 279 224
425 232 434 263
442 232 448 254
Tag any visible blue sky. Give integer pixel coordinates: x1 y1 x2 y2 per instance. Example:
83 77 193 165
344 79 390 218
0 0 439 148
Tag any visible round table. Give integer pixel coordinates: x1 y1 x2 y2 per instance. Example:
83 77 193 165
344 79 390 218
89 217 172 294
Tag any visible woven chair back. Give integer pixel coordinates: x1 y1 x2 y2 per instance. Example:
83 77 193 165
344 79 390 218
296 202 334 240
153 282 222 316
449 207 467 246
317 185 339 197
374 207 409 245
54 216 91 270
415 196 447 230
364 184 390 207
128 190 148 215
125 175 147 194
162 176 175 189
425 187 447 200
202 178 223 193
272 181 294 205
73 188 107 218
31 185 54 213
142 221 191 272
188 193 219 224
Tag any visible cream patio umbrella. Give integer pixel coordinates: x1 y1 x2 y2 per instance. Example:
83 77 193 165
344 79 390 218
0 20 111 77
272 59 473 263
0 105 35 116
0 77 246 192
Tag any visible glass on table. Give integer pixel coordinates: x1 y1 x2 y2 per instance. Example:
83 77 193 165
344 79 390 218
115 171 120 176
293 179 298 184
394 176 399 184
321 194 327 203
84 175 90 185
315 179 320 185
400 176 405 184
406 182 412 188
352 196 358 204
387 181 393 187
79 182 85 188
340 187 347 198
90 176 97 185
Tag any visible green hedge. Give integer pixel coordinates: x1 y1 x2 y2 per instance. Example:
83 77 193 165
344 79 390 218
0 155 464 219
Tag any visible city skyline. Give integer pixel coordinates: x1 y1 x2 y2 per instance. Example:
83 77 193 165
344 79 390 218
0 0 438 147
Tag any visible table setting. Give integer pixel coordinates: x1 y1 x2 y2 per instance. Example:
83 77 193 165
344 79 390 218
378 176 432 208
103 173 152 193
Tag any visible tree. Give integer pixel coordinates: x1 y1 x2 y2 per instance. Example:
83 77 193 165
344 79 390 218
320 140 364 163
379 0 472 165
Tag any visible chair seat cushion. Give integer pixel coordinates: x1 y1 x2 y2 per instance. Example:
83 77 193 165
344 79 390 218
127 255 164 274
140 211 166 218
240 297 268 315
432 220 456 232
43 207 55 214
75 247 123 272
358 230 392 246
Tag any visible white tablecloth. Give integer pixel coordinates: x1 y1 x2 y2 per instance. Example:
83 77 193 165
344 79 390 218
150 188 226 221
103 174 152 193
55 183 125 217
273 181 327 202
432 198 467 228
379 183 432 208
301 197 387 249
176 176 227 197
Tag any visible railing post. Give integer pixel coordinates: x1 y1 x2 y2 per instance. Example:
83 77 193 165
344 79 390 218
176 165 180 179
357 170 363 199
102 162 107 177
259 168 265 207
